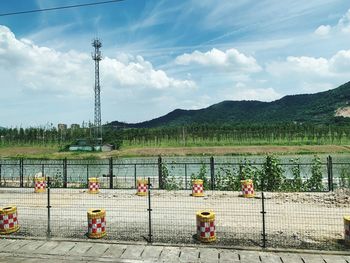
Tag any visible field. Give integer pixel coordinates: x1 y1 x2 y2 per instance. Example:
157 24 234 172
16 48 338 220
1 145 350 159
0 188 349 250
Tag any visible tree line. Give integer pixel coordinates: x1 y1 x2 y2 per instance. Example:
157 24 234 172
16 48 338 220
1 122 350 148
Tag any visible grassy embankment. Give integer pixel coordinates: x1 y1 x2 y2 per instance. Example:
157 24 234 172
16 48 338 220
0 144 350 159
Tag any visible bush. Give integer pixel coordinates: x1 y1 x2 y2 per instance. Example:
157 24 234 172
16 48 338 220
282 158 304 192
339 166 350 188
162 162 183 190
215 166 240 191
191 163 209 189
262 155 285 191
306 155 324 191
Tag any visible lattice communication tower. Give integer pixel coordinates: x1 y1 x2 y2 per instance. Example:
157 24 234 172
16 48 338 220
92 38 102 144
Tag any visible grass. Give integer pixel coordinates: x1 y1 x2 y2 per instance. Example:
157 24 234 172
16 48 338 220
0 144 350 159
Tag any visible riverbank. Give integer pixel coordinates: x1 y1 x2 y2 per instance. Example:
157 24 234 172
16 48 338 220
0 145 350 159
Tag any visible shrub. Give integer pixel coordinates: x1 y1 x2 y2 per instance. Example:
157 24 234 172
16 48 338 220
282 158 303 192
162 163 182 190
306 155 324 191
214 166 240 191
191 163 209 189
262 155 285 191
339 165 350 188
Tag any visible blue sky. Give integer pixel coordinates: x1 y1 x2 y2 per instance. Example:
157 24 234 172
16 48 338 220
1 0 350 127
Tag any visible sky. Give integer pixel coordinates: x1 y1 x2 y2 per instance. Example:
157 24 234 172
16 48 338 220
1 0 350 127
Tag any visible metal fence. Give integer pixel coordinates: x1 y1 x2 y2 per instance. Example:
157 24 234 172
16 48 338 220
0 156 348 190
0 156 350 251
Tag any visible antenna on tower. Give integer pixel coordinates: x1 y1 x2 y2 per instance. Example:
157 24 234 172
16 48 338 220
92 38 102 145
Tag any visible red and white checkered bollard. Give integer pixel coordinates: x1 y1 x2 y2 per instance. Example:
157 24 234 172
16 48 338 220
88 178 100 194
241 179 255 198
136 178 148 196
196 210 216 243
34 177 46 193
87 209 106 239
0 206 20 234
192 179 204 197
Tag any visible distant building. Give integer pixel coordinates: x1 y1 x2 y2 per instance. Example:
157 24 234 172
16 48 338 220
102 144 115 152
71 124 80 129
58 124 67 131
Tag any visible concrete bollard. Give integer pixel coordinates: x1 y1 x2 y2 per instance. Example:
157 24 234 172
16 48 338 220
196 210 216 243
34 177 46 193
192 179 204 197
88 178 100 194
241 179 255 198
87 209 106 239
136 178 148 196
0 206 20 234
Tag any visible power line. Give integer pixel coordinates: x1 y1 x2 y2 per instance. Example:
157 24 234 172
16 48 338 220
0 0 125 17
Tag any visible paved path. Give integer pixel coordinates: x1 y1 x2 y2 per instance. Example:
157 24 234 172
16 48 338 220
0 238 350 263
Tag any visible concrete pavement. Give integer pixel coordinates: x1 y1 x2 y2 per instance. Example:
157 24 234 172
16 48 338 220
0 238 350 262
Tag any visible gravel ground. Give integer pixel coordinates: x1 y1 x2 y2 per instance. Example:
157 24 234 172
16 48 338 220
0 188 349 250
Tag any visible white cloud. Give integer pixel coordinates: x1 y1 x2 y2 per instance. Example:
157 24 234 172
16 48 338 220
314 9 350 36
175 48 261 73
231 83 281 102
102 55 196 91
329 49 350 72
337 9 350 33
267 49 350 77
0 25 195 98
266 49 350 96
314 25 331 36
266 56 331 77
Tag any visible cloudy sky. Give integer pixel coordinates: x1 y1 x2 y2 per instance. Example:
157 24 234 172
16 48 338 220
1 0 350 127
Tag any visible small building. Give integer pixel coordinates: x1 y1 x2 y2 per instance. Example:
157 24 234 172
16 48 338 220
71 124 80 129
102 144 115 152
69 139 93 152
58 124 67 131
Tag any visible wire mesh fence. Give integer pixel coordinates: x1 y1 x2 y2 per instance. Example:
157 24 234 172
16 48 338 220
0 156 350 251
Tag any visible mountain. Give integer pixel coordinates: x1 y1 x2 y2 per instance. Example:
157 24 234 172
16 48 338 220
109 81 350 128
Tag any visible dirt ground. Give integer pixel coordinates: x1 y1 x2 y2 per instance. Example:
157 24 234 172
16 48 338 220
1 145 350 158
0 188 349 250
115 145 350 157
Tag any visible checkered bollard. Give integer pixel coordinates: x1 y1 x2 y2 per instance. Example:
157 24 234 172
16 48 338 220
241 179 255 198
136 178 148 196
0 206 20 234
34 177 46 193
88 178 100 194
87 209 106 239
192 179 204 197
196 210 216 243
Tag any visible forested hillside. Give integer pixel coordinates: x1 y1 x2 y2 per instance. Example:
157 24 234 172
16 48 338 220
110 81 350 128
1 82 350 148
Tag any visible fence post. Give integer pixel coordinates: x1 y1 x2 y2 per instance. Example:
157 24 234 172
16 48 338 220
184 164 188 190
239 164 243 180
0 163 2 186
63 158 67 188
134 164 137 189
19 158 24 187
47 176 51 239
86 164 89 185
147 177 152 243
261 192 267 248
109 157 113 189
210 156 215 190
327 155 333 191
158 156 163 189
41 164 45 178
